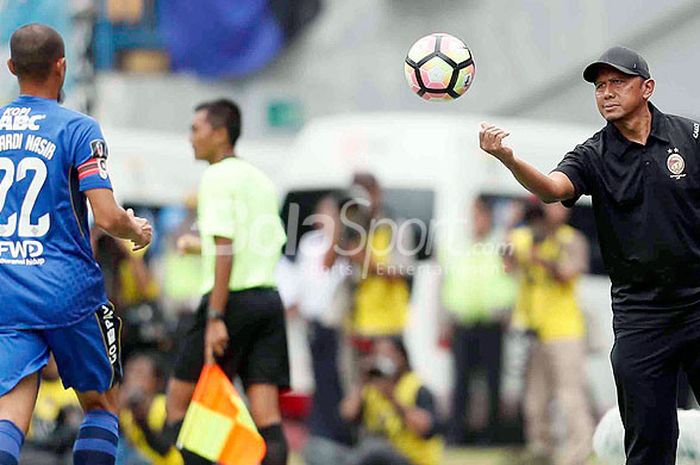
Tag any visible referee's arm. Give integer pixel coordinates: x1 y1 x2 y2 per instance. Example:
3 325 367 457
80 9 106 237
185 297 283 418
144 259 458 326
205 236 233 362
478 122 575 203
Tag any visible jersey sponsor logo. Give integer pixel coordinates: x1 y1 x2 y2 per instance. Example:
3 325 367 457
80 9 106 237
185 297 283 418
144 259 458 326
693 123 699 139
0 107 46 131
89 139 109 179
96 304 123 384
101 305 119 365
0 239 45 265
667 147 686 179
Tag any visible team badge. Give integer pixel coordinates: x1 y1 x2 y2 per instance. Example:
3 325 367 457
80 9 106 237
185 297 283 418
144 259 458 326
667 147 686 179
90 139 109 179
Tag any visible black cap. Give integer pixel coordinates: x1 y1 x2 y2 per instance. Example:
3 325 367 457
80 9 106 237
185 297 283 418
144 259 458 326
583 46 651 83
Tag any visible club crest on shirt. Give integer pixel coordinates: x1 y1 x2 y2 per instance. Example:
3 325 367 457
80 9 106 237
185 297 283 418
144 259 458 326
667 147 686 179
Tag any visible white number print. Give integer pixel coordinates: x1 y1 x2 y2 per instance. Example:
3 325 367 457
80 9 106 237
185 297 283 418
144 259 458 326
0 158 16 237
0 157 50 237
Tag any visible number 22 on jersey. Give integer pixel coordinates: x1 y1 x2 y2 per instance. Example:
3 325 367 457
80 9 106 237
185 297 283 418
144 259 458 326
0 157 50 237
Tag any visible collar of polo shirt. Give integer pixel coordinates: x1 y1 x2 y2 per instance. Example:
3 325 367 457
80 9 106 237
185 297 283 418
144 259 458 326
603 102 670 158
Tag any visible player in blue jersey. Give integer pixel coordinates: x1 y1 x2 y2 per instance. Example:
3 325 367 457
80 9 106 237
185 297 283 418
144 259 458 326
0 24 152 465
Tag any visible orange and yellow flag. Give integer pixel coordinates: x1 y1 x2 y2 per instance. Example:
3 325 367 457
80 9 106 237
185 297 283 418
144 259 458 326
176 364 266 465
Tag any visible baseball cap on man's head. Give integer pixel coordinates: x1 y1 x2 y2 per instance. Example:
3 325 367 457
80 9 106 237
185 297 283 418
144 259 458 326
583 46 651 83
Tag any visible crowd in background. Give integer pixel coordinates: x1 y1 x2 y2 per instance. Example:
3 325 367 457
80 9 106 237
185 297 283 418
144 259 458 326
21 172 600 465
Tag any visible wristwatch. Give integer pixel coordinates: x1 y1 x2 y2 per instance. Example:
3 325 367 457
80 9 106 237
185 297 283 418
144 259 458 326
207 308 225 321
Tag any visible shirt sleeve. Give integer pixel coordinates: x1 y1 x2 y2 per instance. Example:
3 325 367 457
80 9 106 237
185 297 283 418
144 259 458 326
551 144 593 208
71 117 112 192
198 170 236 240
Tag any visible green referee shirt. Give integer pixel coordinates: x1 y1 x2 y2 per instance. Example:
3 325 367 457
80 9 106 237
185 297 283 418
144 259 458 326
440 234 516 325
197 157 286 294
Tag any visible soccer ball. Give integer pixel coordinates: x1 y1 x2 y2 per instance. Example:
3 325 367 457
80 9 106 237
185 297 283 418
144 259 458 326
593 407 700 465
404 33 475 101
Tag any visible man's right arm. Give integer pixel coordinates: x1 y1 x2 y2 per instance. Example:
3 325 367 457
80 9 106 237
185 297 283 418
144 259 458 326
479 122 576 203
86 188 152 250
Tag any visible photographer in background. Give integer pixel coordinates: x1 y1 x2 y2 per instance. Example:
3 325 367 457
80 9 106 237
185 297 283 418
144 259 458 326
119 353 183 465
508 202 593 465
349 173 414 349
340 338 443 465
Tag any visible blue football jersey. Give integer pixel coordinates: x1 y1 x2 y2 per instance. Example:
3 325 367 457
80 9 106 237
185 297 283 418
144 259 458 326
0 95 111 329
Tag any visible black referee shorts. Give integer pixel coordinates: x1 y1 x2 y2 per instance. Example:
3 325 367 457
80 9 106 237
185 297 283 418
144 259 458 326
173 287 290 390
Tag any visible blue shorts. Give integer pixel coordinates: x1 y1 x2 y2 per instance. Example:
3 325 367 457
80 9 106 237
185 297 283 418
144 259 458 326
0 304 123 397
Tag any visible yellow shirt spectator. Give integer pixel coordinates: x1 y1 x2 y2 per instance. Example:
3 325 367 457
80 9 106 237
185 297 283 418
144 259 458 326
510 225 587 341
363 372 443 465
120 394 183 465
353 224 410 336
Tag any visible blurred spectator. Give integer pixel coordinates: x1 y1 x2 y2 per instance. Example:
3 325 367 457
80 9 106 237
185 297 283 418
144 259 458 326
119 352 183 465
160 195 202 318
340 337 443 465
21 355 82 465
294 195 355 465
440 196 516 445
349 173 413 350
508 202 594 465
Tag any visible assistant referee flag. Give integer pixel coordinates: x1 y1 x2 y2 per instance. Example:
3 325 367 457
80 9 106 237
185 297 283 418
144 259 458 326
176 364 266 465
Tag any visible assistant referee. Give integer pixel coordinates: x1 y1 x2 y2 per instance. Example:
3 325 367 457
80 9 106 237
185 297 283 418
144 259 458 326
479 46 700 465
165 99 289 465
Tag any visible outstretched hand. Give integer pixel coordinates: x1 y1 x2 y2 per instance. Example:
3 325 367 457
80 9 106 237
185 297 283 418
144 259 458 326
479 122 514 165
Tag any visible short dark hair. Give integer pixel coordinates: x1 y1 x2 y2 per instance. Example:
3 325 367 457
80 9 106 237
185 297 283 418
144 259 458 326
10 23 65 82
195 99 242 146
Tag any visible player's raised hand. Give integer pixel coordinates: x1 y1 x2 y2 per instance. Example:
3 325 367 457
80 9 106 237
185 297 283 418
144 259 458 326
127 208 152 251
479 122 514 164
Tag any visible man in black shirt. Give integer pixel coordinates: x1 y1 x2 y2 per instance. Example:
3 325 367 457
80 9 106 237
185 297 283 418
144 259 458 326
479 46 700 465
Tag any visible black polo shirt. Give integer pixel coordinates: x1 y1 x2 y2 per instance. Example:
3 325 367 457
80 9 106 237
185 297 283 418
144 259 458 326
554 103 700 328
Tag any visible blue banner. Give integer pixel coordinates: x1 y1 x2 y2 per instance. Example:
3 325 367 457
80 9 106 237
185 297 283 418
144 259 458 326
158 0 284 79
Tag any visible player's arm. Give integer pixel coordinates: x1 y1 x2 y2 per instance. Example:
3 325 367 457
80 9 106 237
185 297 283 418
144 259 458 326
479 122 575 203
86 189 152 250
204 236 233 364
71 118 151 250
